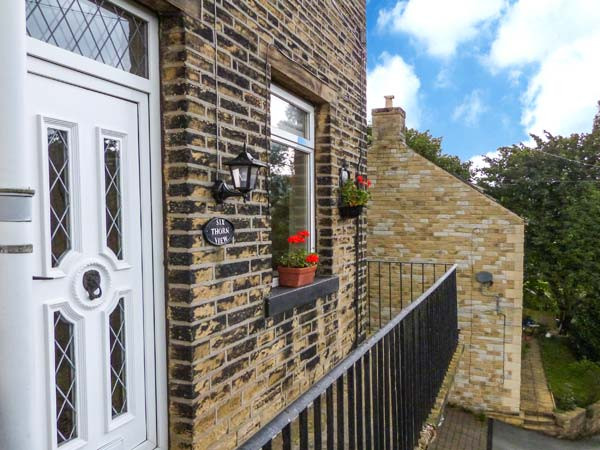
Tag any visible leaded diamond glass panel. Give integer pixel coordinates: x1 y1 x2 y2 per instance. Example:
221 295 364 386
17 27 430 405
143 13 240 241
54 311 77 445
26 0 148 78
48 128 71 267
109 298 127 417
104 138 123 259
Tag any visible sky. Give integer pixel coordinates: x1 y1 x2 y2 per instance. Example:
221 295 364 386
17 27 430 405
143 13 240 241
366 0 600 167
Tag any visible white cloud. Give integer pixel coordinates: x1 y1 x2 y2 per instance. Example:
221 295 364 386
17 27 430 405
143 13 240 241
435 67 453 89
377 0 506 58
469 150 500 173
507 69 522 87
522 34 600 137
452 90 487 126
488 0 600 137
367 52 421 127
489 0 600 68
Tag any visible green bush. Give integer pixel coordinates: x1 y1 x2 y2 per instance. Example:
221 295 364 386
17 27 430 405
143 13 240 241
568 360 600 405
571 300 600 362
539 336 600 410
555 383 577 411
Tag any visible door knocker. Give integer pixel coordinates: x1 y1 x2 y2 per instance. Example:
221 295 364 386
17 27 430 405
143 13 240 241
82 269 102 300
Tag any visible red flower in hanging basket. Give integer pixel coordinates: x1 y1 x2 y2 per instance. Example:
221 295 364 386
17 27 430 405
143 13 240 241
341 176 371 207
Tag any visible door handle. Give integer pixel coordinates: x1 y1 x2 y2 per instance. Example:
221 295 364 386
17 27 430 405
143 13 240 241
82 269 102 300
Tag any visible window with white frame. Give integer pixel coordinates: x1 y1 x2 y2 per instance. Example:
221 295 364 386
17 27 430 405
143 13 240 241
269 85 315 271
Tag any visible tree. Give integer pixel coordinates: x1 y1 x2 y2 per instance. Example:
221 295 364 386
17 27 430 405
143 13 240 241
477 107 600 343
367 126 473 180
404 129 474 181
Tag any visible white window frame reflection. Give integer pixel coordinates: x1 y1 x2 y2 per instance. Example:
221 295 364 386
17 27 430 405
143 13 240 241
270 138 315 253
271 84 315 149
270 85 316 285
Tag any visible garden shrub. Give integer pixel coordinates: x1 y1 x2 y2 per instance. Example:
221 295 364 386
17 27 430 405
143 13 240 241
539 336 600 410
571 300 600 362
555 383 577 411
568 360 600 405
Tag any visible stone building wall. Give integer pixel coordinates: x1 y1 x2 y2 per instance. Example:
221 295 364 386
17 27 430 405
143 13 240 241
367 103 525 415
155 1 367 448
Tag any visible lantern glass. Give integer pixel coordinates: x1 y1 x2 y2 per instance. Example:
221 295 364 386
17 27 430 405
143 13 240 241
248 166 259 191
229 164 260 193
230 166 241 189
229 166 245 191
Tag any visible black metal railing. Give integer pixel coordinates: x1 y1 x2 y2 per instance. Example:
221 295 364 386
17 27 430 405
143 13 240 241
240 265 458 450
367 260 452 332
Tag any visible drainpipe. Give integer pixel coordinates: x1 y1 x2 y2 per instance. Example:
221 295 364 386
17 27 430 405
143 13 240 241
0 4 37 450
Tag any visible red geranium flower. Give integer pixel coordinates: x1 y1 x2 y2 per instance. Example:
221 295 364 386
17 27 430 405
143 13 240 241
297 230 310 238
357 175 364 184
367 180 372 187
305 253 319 264
288 235 304 244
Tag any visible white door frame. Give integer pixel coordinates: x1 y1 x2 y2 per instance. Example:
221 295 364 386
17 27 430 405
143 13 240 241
25 1 167 448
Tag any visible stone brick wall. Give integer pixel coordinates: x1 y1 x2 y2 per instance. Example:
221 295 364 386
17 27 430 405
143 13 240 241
367 104 525 415
158 1 367 448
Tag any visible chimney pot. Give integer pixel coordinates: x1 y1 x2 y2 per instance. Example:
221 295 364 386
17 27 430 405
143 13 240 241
384 95 394 108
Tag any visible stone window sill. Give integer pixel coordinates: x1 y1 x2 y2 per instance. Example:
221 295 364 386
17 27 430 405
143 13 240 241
265 276 339 317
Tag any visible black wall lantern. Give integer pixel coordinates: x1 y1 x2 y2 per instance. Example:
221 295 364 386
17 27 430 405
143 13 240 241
212 143 268 203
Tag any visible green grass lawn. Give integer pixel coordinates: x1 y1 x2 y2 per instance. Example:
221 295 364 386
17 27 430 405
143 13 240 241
538 336 600 411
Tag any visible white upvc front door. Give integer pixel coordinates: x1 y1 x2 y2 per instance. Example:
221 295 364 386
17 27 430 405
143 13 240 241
24 2 165 447
28 66 154 450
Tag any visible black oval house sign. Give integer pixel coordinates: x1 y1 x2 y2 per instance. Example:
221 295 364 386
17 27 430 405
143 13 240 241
203 217 235 246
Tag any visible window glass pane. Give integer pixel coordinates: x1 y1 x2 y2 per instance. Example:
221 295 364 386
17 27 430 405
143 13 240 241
48 128 71 267
270 141 310 268
104 138 123 260
54 311 77 445
25 0 148 78
271 94 309 139
109 298 127 418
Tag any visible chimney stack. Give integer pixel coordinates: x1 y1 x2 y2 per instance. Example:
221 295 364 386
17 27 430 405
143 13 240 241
372 95 406 142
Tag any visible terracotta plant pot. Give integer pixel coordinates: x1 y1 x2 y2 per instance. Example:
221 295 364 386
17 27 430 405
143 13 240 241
277 265 317 288
339 205 364 218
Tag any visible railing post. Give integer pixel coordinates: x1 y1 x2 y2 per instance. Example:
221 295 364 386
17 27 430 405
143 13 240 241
400 262 404 309
327 385 334 449
364 351 372 449
384 334 391 449
391 326 399 450
314 396 322 450
348 365 356 450
336 377 344 450
356 361 364 450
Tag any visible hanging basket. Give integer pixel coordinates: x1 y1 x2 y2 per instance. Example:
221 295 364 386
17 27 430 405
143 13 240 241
339 205 364 218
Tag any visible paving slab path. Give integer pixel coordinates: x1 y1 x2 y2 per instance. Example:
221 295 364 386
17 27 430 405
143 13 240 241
429 406 488 450
520 337 555 416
